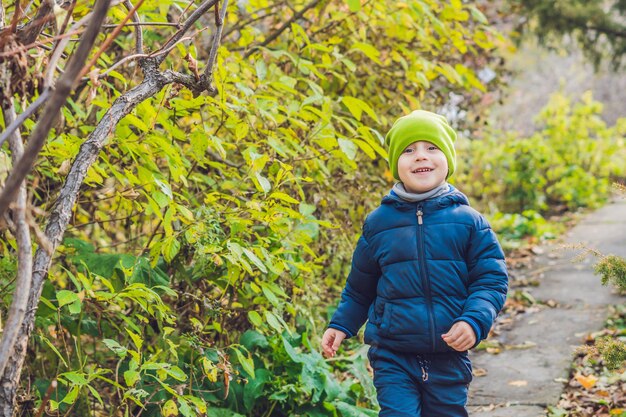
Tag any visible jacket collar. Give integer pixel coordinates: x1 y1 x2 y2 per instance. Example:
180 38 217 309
381 185 470 211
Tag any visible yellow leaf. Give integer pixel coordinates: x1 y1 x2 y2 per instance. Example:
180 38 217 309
610 409 624 415
162 399 178 417
508 380 528 387
575 373 598 390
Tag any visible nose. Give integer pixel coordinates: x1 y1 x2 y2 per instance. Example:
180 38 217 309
413 147 428 160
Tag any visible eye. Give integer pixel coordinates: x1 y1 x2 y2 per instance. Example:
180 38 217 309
403 147 414 153
428 145 439 151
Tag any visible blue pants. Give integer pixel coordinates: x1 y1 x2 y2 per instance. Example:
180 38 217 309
368 346 473 417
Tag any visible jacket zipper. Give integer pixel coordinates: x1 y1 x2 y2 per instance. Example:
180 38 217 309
417 204 437 351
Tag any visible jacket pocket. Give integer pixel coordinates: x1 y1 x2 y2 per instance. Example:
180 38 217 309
379 303 393 337
454 352 473 383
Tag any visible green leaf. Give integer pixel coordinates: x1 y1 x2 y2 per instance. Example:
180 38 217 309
346 0 360 12
56 290 79 307
60 371 88 386
255 60 267 81
350 42 381 64
243 248 268 273
269 192 299 204
233 347 255 378
247 310 263 327
254 173 272 193
240 330 269 350
162 236 181 263
338 138 357 160
341 96 379 122
264 311 283 333
61 385 80 405
124 370 140 387
125 328 144 351
40 335 68 368
103 339 128 357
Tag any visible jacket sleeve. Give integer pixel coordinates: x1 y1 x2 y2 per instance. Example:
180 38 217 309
455 215 508 344
328 230 381 338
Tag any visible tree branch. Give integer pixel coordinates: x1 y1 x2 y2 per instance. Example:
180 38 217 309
197 0 228 93
44 12 94 86
0 0 112 219
155 0 218 65
243 0 321 59
79 0 146 79
0 88 50 149
0 99 33 380
16 0 53 44
123 0 144 54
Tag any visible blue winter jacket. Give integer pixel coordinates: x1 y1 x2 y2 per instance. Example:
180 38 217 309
329 186 508 353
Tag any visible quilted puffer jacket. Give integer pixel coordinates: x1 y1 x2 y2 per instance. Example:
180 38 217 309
328 186 508 353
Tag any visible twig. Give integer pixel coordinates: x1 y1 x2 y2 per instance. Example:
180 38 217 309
0 88 51 149
16 0 54 45
102 21 181 28
0 98 33 378
0 0 112 219
78 0 146 79
45 12 94 87
123 0 144 54
155 0 219 64
0 27 85 58
243 0 321 59
92 26 209 80
35 380 57 417
198 0 229 92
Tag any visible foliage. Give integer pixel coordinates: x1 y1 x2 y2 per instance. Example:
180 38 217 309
594 254 626 292
455 91 626 243
1 0 508 414
507 0 626 69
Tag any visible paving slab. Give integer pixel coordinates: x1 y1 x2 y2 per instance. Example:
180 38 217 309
467 198 626 416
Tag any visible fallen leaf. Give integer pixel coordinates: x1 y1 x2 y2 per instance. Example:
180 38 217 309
575 373 598 390
508 380 528 387
473 368 488 377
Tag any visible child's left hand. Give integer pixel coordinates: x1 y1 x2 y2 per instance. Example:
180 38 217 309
442 321 476 351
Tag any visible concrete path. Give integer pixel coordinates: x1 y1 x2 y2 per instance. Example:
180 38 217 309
467 197 626 417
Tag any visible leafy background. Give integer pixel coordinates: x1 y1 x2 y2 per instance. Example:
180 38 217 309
0 0 625 416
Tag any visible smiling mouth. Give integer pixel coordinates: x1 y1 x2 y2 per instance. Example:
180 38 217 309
412 168 433 173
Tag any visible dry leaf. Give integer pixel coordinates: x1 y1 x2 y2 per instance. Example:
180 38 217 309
508 380 528 387
575 373 598 390
473 368 488 377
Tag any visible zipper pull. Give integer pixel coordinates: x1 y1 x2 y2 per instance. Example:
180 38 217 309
417 209 423 225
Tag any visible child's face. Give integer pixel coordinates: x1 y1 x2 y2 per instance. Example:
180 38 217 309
397 141 448 193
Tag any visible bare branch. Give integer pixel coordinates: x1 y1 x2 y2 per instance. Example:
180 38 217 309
92 26 209 80
155 0 218 65
199 0 229 90
16 0 53 44
0 99 33 380
45 13 93 86
78 0 146 79
0 88 50 148
0 27 85 58
243 0 321 59
102 21 181 28
0 0 112 218
123 0 143 54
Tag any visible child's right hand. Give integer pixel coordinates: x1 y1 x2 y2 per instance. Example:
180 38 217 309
321 328 346 358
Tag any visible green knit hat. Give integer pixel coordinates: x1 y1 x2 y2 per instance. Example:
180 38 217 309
385 110 457 180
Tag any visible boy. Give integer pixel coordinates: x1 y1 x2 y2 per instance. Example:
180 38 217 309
321 110 508 417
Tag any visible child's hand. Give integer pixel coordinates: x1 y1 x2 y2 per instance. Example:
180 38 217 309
442 321 476 351
321 328 346 358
